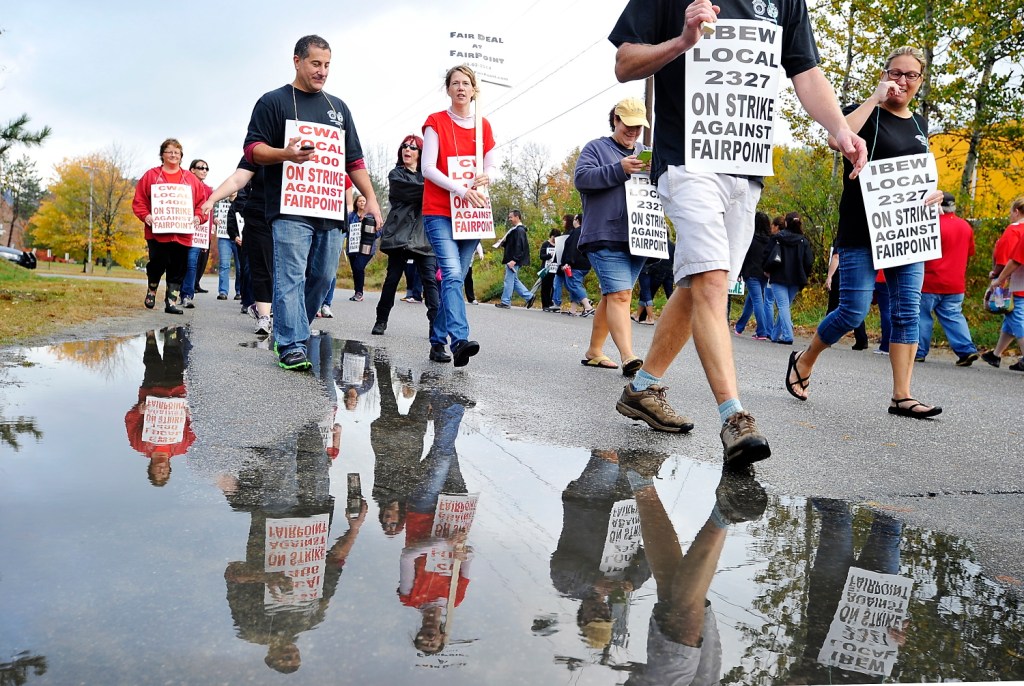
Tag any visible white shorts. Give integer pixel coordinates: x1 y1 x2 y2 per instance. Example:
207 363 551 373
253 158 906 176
658 165 761 287
627 602 722 686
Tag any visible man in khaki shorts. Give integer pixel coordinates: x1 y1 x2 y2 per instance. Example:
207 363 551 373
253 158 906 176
608 0 866 467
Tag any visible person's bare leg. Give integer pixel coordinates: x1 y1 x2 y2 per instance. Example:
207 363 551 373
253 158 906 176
602 290 637 362
639 287 693 378
889 342 917 400
585 297 611 360
789 333 831 400
688 270 738 404
993 331 1014 357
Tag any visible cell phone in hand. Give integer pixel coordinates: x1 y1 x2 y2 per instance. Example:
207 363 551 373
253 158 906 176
637 150 652 163
300 144 315 151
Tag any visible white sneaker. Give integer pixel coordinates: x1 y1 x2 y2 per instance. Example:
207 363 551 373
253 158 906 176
255 316 272 335
320 304 334 318
182 296 194 309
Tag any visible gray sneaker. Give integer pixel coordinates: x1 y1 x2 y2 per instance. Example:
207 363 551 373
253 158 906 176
720 411 771 467
182 296 195 309
255 315 272 335
616 384 694 433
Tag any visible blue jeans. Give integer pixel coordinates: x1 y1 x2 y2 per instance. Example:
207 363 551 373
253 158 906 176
735 276 770 337
217 238 240 297
424 215 478 345
553 269 589 305
769 282 800 343
181 247 202 298
501 264 533 304
271 218 344 356
817 247 923 347
918 292 977 358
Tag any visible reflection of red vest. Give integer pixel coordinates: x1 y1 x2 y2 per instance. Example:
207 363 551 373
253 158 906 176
421 111 495 217
124 385 195 458
398 511 469 608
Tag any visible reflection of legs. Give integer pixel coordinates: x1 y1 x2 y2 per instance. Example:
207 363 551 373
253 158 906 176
856 512 902 575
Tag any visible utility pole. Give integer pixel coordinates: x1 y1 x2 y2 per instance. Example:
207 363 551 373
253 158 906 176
81 164 96 274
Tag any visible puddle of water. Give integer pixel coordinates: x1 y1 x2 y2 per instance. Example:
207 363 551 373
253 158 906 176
1 330 1022 685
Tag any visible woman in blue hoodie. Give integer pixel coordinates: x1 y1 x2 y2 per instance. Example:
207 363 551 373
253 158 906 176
574 98 651 375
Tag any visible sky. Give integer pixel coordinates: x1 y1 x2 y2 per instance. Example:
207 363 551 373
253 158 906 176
0 0 796 188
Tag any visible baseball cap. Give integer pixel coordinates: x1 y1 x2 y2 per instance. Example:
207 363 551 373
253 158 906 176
614 97 651 128
941 191 956 208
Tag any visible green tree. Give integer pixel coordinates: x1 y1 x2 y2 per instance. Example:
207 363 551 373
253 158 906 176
29 148 144 270
0 153 43 248
0 113 51 158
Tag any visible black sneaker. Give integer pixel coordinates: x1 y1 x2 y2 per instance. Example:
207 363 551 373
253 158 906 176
451 339 480 367
429 343 452 363
955 352 979 367
525 294 536 309
981 350 1001 368
714 469 768 524
495 302 511 309
1009 359 1024 372
720 411 771 467
615 384 694 433
278 350 311 371
164 300 183 315
371 321 387 335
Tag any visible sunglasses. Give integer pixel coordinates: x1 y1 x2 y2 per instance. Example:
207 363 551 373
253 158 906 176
400 143 419 151
192 166 209 171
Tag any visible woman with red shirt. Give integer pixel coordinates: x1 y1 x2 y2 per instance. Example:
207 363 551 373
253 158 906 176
421 65 497 368
132 138 208 314
982 196 1024 368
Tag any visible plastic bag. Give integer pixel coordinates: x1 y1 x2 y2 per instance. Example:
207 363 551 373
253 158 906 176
984 285 1015 314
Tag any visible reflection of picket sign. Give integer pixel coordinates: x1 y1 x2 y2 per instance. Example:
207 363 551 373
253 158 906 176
859 153 940 269
599 499 642 580
264 514 330 609
141 396 187 445
626 174 669 259
341 353 366 385
432 493 479 540
683 20 782 176
281 119 347 221
817 568 913 678
151 184 195 235
448 156 495 240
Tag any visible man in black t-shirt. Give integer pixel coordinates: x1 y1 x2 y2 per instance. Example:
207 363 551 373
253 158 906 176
609 0 866 468
243 35 382 371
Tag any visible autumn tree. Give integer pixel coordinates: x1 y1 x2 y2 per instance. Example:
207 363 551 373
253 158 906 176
0 153 43 248
540 146 582 229
30 148 145 271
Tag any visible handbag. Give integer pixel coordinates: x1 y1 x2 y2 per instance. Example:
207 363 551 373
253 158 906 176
379 205 431 256
763 239 783 273
984 285 1015 314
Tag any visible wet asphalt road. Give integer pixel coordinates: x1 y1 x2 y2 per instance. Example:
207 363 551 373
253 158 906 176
25 283 1024 591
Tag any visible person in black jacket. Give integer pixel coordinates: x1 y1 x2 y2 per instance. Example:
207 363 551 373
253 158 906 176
496 209 534 308
371 135 448 362
539 229 561 310
734 212 773 339
552 214 596 315
766 213 814 345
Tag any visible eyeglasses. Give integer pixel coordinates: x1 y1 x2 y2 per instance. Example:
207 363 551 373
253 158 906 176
400 143 419 151
192 166 209 171
884 69 922 83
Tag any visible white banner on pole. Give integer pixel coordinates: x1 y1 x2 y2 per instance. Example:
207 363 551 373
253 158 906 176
445 29 511 87
281 120 347 221
684 20 782 176
150 184 195 235
859 152 940 269
625 174 669 259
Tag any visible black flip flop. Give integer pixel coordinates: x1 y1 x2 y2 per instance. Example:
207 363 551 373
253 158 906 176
888 398 942 419
785 350 810 401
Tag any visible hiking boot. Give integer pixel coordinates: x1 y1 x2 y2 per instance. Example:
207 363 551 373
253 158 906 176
429 343 452 363
371 320 387 335
320 304 334 318
981 350 1001 368
956 352 979 367
1009 359 1024 372
616 384 694 433
720 411 771 467
617 450 669 479
278 349 311 371
714 469 768 524
255 316 272 336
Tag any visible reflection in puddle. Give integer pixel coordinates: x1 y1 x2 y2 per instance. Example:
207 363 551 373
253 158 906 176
0 331 1021 684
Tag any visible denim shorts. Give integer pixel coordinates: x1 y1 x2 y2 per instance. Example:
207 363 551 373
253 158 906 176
1002 295 1024 337
587 248 647 295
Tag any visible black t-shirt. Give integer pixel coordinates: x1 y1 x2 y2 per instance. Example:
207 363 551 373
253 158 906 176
836 106 929 248
244 84 363 227
608 0 820 183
